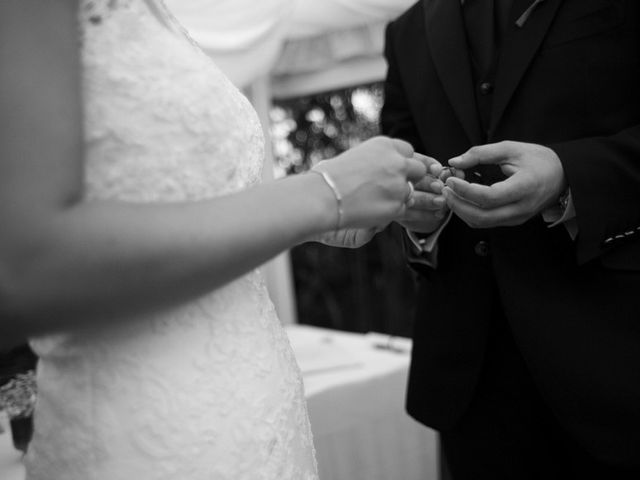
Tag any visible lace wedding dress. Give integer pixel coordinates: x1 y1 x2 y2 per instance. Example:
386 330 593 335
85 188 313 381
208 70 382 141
24 1 317 478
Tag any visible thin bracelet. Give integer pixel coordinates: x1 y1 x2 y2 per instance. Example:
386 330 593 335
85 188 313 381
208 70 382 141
309 169 344 230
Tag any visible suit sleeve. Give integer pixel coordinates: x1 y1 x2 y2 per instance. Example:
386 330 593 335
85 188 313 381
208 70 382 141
381 21 441 272
550 125 640 266
380 21 422 150
548 5 640 266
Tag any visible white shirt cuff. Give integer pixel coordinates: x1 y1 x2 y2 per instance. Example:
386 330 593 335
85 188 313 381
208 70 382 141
406 211 452 253
541 190 578 241
404 212 453 268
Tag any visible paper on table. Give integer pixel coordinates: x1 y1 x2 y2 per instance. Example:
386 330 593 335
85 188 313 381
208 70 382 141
287 329 362 375
365 332 412 354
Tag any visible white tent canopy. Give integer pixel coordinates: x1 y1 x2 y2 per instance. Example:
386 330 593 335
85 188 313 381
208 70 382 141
166 0 415 91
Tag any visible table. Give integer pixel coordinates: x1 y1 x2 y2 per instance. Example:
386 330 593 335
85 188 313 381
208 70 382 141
0 412 25 480
286 325 438 480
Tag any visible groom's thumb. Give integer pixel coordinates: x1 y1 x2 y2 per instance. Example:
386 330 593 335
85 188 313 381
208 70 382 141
448 141 516 169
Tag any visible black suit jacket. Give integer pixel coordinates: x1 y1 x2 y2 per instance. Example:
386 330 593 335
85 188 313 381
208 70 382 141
382 0 640 466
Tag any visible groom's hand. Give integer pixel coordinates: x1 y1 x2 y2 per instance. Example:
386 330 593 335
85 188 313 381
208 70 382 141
442 141 566 228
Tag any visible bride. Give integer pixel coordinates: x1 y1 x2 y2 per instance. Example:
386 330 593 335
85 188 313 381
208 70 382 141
0 1 441 479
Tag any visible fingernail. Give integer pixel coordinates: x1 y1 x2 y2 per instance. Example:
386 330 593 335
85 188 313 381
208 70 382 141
442 186 454 199
431 181 443 193
433 196 445 207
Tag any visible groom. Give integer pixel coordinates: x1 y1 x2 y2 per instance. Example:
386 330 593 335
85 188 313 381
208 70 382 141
382 0 640 478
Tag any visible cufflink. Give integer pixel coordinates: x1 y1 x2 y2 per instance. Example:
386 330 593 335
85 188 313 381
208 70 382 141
558 189 570 211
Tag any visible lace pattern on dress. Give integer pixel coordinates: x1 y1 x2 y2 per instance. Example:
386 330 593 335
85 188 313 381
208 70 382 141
25 1 317 479
80 0 131 25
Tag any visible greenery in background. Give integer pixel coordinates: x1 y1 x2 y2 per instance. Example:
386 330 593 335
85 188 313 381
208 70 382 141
271 84 383 176
0 371 37 420
271 83 418 336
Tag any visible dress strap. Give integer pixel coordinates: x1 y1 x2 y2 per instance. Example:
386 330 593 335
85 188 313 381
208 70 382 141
141 0 181 37
141 0 201 48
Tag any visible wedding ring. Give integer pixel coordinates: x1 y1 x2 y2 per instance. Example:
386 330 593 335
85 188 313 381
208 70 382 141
405 181 415 204
438 167 457 182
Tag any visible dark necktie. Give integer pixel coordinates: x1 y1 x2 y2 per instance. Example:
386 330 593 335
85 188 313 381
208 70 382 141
462 0 496 75
462 0 514 75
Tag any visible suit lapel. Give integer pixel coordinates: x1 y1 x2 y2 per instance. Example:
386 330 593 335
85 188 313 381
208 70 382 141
423 0 483 145
490 0 563 134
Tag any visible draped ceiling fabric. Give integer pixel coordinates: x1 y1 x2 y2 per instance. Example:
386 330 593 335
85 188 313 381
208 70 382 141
166 0 416 89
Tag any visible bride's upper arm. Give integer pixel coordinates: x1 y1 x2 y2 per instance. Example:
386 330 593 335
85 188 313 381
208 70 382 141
0 0 84 226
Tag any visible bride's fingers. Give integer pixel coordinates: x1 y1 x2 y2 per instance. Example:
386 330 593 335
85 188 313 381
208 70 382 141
405 156 428 182
414 175 444 193
409 191 447 211
413 152 441 169
391 138 414 158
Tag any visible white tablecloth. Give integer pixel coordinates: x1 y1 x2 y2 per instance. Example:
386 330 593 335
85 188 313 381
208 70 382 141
0 326 437 480
0 412 25 480
286 325 438 480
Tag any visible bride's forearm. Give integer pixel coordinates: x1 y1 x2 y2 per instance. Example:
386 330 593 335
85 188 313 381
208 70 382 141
0 172 334 343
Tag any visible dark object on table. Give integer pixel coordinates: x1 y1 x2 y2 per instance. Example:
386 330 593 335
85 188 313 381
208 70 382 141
10 415 33 453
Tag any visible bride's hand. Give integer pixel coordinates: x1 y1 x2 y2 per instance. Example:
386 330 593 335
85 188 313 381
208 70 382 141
313 136 428 231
